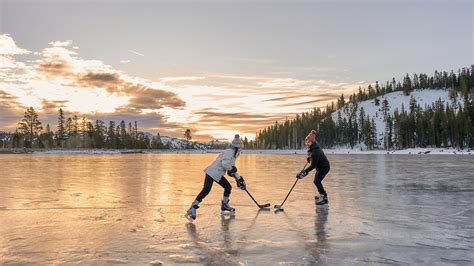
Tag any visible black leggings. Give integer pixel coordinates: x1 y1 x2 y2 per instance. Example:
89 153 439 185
314 166 330 196
195 174 232 202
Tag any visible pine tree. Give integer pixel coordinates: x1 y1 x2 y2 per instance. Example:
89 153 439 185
72 115 79 135
17 107 43 148
374 98 380 106
385 115 393 149
337 94 345 109
381 99 390 120
449 86 458 109
362 116 371 149
41 124 54 148
184 129 192 148
358 107 365 143
56 108 66 147
403 74 412 96
151 132 164 149
94 120 105 148
119 120 127 148
81 115 87 134
65 117 73 137
107 121 116 148
370 118 377 149
409 96 417 114
413 73 420 89
134 121 138 145
456 109 466 148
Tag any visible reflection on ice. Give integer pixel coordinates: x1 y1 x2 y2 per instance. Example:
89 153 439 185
0 154 473 264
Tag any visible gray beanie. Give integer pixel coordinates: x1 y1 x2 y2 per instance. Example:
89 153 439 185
231 134 244 148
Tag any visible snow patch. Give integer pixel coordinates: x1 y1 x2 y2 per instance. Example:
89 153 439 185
332 89 465 147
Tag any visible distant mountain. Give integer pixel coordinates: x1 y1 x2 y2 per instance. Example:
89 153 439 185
157 135 229 150
0 131 11 142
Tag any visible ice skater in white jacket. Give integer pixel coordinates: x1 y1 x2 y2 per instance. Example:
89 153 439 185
186 134 246 222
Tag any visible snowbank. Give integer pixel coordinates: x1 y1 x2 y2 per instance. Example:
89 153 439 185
26 148 472 155
243 148 472 155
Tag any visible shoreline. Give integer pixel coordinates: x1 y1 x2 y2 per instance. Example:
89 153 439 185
0 147 471 155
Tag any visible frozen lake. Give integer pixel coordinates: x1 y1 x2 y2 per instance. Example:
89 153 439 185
1 154 473 265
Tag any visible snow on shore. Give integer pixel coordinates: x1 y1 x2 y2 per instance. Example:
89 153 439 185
24 148 472 155
243 148 472 155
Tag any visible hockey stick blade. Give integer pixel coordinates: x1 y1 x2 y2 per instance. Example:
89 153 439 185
245 189 270 209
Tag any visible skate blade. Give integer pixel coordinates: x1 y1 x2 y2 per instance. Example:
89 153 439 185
185 214 195 222
220 210 235 215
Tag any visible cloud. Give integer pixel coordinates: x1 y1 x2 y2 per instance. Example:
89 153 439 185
276 97 337 108
77 72 121 89
258 78 313 89
151 72 366 140
120 60 130 64
0 34 31 55
264 92 344 102
0 34 187 135
0 90 25 129
160 76 205 82
263 94 311 102
49 40 73 47
124 84 186 110
191 109 290 137
90 110 166 128
77 72 185 110
129 50 144 57
34 41 186 112
0 34 367 141
38 57 74 79
40 99 69 111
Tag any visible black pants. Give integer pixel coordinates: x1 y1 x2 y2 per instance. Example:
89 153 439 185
195 174 232 202
314 166 330 196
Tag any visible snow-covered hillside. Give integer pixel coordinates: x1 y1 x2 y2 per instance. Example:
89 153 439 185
332 89 465 147
0 132 10 142
160 135 229 150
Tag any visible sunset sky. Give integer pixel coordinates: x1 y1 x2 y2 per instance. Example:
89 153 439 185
0 0 472 141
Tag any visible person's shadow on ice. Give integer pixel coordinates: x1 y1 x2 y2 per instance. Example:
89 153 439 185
185 215 239 264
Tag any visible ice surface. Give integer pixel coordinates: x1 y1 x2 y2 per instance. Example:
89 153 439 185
0 154 473 264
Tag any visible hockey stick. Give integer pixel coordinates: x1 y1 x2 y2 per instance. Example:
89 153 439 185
233 173 270 209
244 188 271 209
274 161 309 211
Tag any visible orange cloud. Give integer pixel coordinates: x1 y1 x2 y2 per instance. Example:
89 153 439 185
0 34 367 141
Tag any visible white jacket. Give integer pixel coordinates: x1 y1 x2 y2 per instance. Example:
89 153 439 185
204 148 240 182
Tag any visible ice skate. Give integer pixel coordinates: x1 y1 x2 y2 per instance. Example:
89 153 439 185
316 195 328 206
185 205 199 222
221 199 235 215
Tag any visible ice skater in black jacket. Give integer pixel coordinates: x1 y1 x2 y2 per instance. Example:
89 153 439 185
296 130 331 206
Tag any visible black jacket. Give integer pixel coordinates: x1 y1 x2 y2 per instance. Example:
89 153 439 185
305 142 330 173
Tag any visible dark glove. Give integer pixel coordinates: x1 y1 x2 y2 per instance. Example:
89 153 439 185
236 176 246 190
227 166 238 176
306 157 311 163
296 170 307 179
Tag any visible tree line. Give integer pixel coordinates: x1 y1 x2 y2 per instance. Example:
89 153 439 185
251 68 474 150
4 108 167 149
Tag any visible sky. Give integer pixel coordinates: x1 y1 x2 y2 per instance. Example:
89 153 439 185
0 0 472 141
